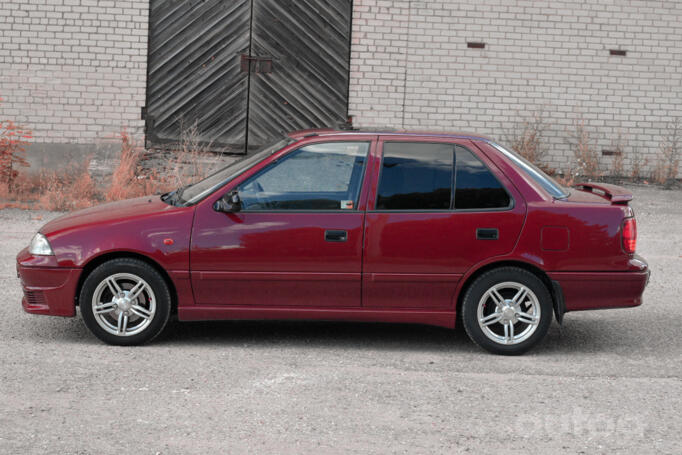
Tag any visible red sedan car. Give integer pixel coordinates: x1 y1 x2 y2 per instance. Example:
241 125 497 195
17 129 649 354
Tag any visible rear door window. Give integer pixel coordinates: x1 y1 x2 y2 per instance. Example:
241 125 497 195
376 142 453 210
376 142 510 211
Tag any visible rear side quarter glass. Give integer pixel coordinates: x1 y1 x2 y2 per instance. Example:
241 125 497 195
454 146 511 209
489 142 568 199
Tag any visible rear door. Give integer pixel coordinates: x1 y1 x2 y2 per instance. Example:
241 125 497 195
362 137 527 309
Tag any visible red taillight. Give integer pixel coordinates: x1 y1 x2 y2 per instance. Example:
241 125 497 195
622 217 637 254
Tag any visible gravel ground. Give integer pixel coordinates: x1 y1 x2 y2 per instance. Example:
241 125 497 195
1 184 680 454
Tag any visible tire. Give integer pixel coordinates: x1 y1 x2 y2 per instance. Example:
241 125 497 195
79 258 172 346
461 267 553 355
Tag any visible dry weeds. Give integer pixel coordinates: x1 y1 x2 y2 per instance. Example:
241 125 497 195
567 116 600 180
652 119 681 187
506 111 547 165
0 97 32 192
1 127 224 211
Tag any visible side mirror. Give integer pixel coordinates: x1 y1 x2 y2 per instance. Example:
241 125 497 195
213 191 241 213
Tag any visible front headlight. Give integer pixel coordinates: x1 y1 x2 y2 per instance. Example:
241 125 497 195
29 233 54 256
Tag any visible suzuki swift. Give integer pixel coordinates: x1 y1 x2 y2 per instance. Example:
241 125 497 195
17 129 649 354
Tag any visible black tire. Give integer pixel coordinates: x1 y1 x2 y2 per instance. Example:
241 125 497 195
79 258 172 346
461 267 553 355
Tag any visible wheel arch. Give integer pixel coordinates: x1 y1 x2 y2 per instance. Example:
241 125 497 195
75 251 178 313
455 260 563 326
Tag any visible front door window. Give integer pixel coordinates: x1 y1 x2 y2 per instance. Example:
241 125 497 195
238 142 369 210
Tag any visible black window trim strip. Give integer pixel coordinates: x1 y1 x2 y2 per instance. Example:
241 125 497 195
449 146 457 210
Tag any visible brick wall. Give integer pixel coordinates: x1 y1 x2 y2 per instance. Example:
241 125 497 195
2 0 681 177
0 0 148 153
349 0 682 176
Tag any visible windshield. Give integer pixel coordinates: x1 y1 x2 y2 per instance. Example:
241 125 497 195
169 137 295 206
490 142 569 199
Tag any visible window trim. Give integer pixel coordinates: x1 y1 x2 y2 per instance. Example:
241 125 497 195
236 141 372 213
372 141 514 213
490 142 569 199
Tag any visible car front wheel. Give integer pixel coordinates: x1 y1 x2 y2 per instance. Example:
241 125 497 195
79 258 171 345
461 267 553 355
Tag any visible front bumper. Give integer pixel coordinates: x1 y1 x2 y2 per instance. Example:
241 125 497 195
16 247 80 317
548 257 650 312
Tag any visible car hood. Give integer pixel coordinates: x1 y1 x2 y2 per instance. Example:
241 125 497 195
40 196 177 236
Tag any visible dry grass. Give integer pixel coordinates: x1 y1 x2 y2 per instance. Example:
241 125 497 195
162 122 223 189
506 112 547 165
0 126 225 211
610 131 626 178
630 155 648 181
36 161 99 211
106 130 174 201
5 114 677 212
1 160 99 211
651 119 681 187
567 116 600 180
0 97 32 192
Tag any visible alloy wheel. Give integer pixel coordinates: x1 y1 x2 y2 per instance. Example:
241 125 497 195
476 281 541 345
91 273 156 337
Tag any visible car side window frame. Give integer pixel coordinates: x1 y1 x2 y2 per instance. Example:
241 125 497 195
372 140 514 213
235 141 372 213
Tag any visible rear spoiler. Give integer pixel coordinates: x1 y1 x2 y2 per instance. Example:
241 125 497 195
575 182 633 204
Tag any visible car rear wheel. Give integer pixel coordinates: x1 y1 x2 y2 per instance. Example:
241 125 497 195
461 267 553 355
79 258 171 345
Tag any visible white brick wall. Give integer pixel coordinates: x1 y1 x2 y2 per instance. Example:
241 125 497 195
0 0 148 144
2 0 680 177
349 0 682 176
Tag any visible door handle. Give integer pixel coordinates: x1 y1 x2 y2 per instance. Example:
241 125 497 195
476 228 499 240
325 230 347 242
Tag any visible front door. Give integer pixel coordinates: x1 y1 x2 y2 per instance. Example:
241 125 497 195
190 140 373 307
362 138 527 309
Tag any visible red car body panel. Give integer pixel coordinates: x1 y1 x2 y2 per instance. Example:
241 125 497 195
16 249 79 316
17 196 197 316
548 269 648 311
40 196 194 270
190 212 365 308
16 130 649 329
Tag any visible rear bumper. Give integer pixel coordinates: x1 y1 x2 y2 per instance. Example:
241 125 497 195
16 248 80 317
549 262 649 312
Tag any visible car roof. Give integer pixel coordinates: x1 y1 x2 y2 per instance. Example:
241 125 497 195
288 128 494 143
